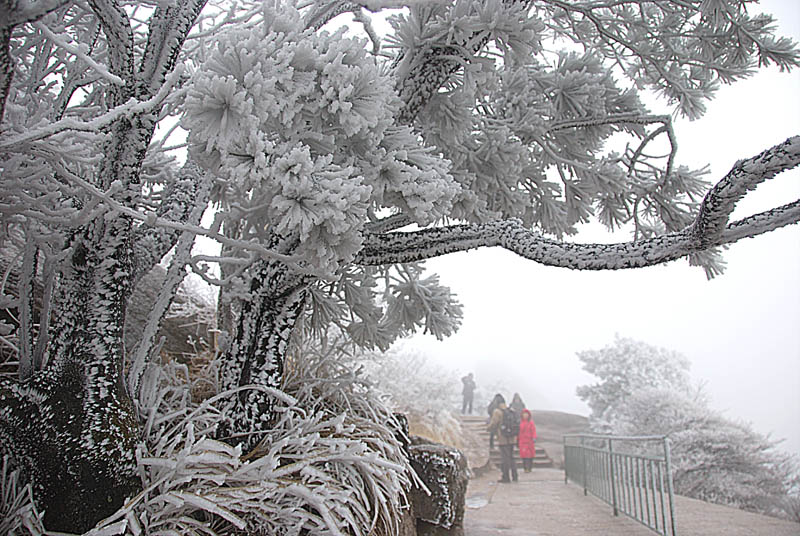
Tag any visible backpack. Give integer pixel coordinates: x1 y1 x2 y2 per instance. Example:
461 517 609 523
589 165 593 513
500 408 519 436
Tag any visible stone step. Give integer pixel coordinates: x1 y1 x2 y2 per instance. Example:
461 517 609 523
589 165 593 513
460 421 489 428
461 424 489 430
488 445 555 469
458 415 490 422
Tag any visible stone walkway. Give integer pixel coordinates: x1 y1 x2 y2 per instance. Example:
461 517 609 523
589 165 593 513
464 467 800 536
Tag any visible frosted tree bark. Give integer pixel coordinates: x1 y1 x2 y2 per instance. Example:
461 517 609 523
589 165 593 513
2 105 161 531
0 216 141 531
217 255 311 450
0 25 11 124
131 160 207 284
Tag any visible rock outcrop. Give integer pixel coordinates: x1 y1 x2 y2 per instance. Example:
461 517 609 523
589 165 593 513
408 436 469 536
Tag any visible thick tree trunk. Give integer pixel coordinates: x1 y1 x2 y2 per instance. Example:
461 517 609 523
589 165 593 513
217 257 311 450
0 218 141 532
0 113 158 531
0 366 139 531
0 25 12 124
0 3 206 530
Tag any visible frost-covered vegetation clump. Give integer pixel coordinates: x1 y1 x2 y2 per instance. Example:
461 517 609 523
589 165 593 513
182 6 458 276
360 348 464 446
5 345 417 534
1 0 800 532
577 337 800 519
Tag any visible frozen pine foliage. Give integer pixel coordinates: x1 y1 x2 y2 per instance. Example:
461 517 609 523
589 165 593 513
182 6 458 275
303 262 463 353
2 0 800 530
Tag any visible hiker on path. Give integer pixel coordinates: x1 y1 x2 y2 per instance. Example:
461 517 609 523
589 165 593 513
488 394 519 483
510 392 525 413
518 408 537 472
487 393 504 449
461 373 476 414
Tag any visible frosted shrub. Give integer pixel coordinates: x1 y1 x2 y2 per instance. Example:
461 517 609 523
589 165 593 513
578 337 800 518
610 387 800 518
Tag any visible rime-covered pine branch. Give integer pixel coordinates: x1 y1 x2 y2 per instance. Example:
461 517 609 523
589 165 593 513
88 0 135 102
692 136 800 246
358 136 800 272
139 0 207 95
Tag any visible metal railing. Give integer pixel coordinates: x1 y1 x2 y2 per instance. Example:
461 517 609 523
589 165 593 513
564 434 677 536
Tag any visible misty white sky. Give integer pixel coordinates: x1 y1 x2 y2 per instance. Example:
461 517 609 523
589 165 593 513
403 0 800 457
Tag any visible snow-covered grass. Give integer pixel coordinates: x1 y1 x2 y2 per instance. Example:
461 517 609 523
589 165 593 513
0 350 417 535
0 456 44 535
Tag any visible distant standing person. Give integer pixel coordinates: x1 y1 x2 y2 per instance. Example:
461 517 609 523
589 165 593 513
461 373 476 414
488 395 519 483
518 409 537 472
487 393 504 449
510 392 525 414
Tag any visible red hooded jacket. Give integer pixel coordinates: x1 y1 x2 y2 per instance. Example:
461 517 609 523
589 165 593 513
518 409 537 459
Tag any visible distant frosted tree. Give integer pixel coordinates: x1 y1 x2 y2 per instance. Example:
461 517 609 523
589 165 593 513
576 335 693 425
1 0 799 531
359 348 464 443
611 387 800 518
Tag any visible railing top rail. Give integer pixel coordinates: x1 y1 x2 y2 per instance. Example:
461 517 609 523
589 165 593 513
574 445 667 462
564 433 668 441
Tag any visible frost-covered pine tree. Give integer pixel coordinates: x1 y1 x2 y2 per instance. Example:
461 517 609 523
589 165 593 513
575 335 693 426
1 0 799 531
577 337 800 518
609 387 800 518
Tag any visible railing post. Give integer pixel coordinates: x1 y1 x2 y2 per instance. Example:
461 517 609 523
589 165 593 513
581 435 588 495
564 435 568 485
664 437 677 536
609 438 619 516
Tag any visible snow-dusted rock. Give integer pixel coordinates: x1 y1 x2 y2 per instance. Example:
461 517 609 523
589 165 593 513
408 436 468 536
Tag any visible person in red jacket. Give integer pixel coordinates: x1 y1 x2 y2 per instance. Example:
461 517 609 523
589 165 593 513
518 409 537 472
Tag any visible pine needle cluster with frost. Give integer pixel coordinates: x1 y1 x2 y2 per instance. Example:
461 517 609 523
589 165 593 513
70 350 416 535
182 5 459 276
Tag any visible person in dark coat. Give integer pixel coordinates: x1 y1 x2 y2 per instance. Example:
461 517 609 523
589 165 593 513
488 396 518 483
518 408 537 472
461 373 476 414
487 393 504 449
510 392 525 414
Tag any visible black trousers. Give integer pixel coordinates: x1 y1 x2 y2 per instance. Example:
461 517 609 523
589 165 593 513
499 444 518 482
522 457 533 471
462 393 473 414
